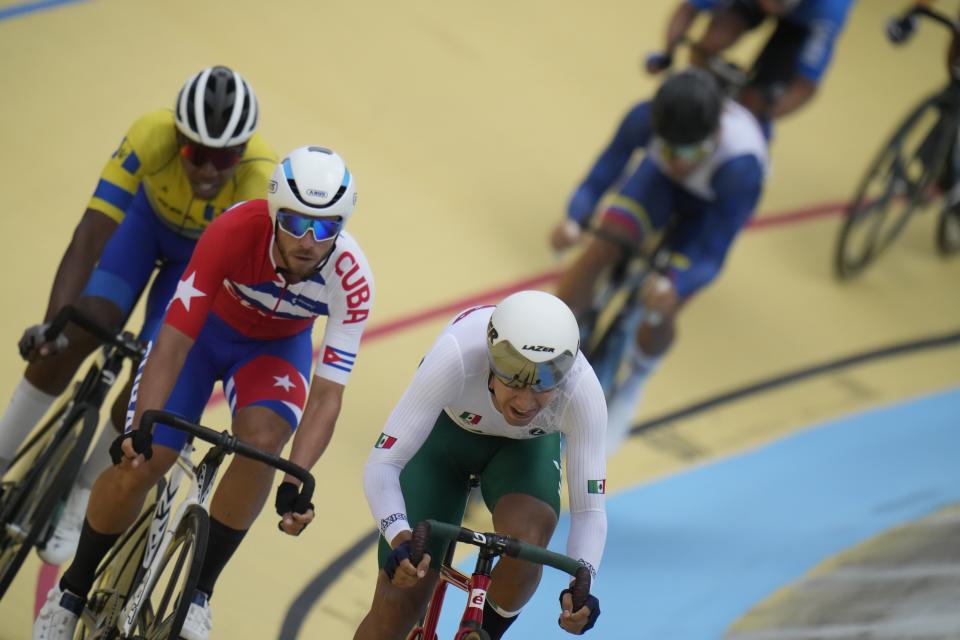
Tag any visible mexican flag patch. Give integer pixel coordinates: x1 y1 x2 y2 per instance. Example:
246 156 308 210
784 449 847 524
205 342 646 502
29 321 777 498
587 479 606 494
375 433 397 449
459 411 482 425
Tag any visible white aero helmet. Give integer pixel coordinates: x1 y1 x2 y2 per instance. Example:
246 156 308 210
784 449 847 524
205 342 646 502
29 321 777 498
486 290 580 392
174 65 259 148
267 146 358 224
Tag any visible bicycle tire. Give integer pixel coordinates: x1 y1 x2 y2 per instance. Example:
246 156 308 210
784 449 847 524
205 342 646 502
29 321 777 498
0 405 96 598
936 198 960 255
835 91 954 279
77 499 156 639
129 504 208 640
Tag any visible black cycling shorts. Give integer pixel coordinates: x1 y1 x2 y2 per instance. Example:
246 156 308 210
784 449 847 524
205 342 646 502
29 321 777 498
729 0 811 88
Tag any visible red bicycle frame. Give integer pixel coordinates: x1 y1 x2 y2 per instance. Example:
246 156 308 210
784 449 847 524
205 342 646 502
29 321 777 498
405 520 590 640
408 535 497 640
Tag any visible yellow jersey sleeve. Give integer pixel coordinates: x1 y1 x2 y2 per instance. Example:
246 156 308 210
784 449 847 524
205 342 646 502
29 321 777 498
87 110 179 223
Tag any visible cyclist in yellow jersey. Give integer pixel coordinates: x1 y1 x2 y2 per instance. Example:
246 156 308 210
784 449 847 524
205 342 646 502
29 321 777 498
94 108 274 238
0 66 276 569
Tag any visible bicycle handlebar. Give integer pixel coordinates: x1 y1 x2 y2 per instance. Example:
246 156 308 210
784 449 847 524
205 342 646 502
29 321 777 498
139 410 315 509
889 5 960 43
410 520 592 613
43 305 144 360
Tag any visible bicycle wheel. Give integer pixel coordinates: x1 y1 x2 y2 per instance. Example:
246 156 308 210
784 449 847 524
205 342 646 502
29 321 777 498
0 404 96 597
77 498 156 639
128 504 208 640
835 92 955 279
937 198 960 255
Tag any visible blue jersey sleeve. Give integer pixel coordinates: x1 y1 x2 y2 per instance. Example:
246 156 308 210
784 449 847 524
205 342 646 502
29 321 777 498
568 101 654 225
670 154 764 297
688 0 719 9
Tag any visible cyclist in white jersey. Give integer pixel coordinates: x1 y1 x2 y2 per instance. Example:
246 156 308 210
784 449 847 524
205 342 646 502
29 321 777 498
355 291 607 639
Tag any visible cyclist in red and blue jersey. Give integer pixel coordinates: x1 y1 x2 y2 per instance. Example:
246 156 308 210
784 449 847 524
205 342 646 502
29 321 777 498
0 66 275 565
551 68 768 453
33 146 374 640
648 0 855 135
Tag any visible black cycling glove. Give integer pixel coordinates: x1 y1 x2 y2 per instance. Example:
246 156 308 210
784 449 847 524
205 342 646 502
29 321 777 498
109 430 153 465
383 539 413 581
558 589 601 634
274 481 314 515
275 481 314 536
18 323 69 360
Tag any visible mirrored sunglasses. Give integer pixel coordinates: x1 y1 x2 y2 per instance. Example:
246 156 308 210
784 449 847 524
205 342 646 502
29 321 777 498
180 142 244 170
276 210 343 241
488 339 575 393
659 137 716 163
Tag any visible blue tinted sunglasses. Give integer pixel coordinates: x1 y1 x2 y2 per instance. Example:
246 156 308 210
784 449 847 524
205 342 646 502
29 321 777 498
276 210 343 241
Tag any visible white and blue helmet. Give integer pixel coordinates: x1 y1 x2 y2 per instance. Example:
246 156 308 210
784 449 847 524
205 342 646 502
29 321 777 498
267 146 358 223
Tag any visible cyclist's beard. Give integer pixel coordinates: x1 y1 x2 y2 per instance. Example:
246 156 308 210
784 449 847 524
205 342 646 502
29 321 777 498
275 236 337 282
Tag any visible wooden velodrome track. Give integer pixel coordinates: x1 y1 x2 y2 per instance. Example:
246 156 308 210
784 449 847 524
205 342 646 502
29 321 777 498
1 0 958 638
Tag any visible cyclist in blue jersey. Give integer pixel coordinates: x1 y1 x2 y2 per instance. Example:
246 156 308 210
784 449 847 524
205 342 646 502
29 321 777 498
0 66 274 566
647 0 855 133
551 68 768 453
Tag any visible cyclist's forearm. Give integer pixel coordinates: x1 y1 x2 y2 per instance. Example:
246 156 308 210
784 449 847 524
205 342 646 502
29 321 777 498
665 2 699 52
132 324 193 428
282 387 341 484
555 231 622 314
567 509 606 579
43 208 117 322
363 459 411 545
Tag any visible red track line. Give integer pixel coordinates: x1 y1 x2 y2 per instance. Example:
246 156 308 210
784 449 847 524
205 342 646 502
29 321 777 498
365 199 848 342
207 199 846 407
746 200 846 229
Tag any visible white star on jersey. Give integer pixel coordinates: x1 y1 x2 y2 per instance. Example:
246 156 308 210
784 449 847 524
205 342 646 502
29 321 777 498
172 272 206 312
273 375 295 392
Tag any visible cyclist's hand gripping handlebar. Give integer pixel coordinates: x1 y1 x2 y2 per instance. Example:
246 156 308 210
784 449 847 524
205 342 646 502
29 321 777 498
110 430 154 467
411 520 597 630
20 305 144 362
136 410 316 534
18 323 69 361
887 13 917 43
275 481 315 536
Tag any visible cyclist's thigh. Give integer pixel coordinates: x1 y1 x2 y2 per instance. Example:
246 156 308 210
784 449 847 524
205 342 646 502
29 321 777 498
223 326 313 433
605 159 677 239
726 0 767 30
376 412 502 570
135 322 221 452
480 432 562 518
81 186 163 317
749 19 809 88
667 201 734 299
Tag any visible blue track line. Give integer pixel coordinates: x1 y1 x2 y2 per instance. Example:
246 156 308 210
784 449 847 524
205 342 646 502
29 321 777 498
462 387 960 639
0 0 87 22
